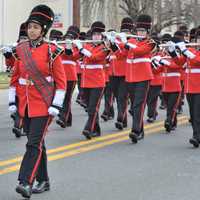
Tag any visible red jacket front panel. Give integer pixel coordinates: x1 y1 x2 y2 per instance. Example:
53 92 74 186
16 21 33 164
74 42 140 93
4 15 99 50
173 48 200 93
10 42 66 117
125 39 154 83
81 44 109 88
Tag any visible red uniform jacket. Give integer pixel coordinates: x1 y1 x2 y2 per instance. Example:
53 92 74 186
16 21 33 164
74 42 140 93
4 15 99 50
10 42 66 117
124 38 154 83
81 43 109 88
61 46 81 81
155 58 182 92
173 48 200 93
111 42 127 77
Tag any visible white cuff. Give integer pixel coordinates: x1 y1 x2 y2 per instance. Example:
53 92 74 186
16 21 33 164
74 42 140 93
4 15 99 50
8 87 16 103
160 59 171 66
183 50 196 59
52 89 65 107
126 43 137 49
81 48 92 57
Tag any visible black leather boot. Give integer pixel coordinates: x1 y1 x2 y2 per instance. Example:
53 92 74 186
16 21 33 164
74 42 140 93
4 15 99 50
32 181 50 194
16 183 32 198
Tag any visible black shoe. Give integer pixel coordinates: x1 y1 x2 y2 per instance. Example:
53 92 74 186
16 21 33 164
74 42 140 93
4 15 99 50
12 127 21 138
189 138 199 148
147 117 155 123
129 132 138 144
137 132 144 140
56 119 67 128
159 105 166 110
16 183 32 198
164 122 171 133
115 121 123 130
177 108 183 115
123 121 127 128
82 130 92 140
91 131 101 138
32 181 50 194
101 113 109 121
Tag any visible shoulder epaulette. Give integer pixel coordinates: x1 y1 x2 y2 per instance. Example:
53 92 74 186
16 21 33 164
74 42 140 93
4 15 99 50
51 45 64 61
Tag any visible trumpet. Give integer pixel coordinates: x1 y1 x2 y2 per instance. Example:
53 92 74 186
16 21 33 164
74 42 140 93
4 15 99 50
159 43 200 48
102 31 145 39
56 39 103 45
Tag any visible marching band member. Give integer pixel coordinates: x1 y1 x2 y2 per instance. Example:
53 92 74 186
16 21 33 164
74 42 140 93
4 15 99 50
8 5 66 198
3 22 29 138
56 25 80 128
73 21 110 139
110 18 135 130
119 15 156 143
169 30 200 147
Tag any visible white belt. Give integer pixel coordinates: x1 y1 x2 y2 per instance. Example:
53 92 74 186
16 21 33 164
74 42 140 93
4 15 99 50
110 55 117 60
127 58 151 64
185 68 200 73
62 60 76 66
81 64 104 69
163 73 180 77
19 76 53 85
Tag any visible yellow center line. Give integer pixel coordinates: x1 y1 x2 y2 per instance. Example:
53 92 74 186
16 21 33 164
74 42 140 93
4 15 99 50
0 115 188 167
0 119 188 176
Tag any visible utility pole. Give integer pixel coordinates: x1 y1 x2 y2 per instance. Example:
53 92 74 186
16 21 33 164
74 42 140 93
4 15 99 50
73 0 80 27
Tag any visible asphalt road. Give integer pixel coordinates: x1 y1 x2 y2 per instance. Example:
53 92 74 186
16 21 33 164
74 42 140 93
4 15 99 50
0 89 199 200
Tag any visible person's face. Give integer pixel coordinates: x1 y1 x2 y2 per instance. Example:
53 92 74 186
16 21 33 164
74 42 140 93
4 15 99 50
136 28 148 38
27 22 43 40
92 32 102 40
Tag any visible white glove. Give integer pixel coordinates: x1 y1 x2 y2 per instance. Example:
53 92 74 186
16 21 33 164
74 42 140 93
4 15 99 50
126 43 137 49
176 42 186 52
3 46 12 54
65 42 72 50
72 40 83 50
52 89 65 107
175 42 195 59
8 87 16 103
9 105 17 114
151 55 161 62
167 41 176 53
80 48 92 57
159 59 170 66
48 106 59 117
118 33 127 44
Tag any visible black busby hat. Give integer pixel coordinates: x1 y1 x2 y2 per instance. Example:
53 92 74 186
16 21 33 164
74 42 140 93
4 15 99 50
195 30 200 39
174 31 184 41
136 14 152 30
120 17 134 32
66 25 80 39
91 21 105 34
86 29 92 39
190 28 197 41
49 29 63 41
27 4 54 35
18 22 28 41
79 32 86 40
161 33 172 43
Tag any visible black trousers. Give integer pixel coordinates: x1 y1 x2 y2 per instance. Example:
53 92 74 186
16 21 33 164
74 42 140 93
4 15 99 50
147 85 162 118
18 112 50 185
76 74 83 100
186 93 200 140
163 92 181 127
102 81 115 118
83 88 104 132
110 76 128 124
127 81 150 134
59 81 76 125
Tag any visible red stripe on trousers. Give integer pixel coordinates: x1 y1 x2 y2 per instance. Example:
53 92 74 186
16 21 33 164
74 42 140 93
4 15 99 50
29 116 51 184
